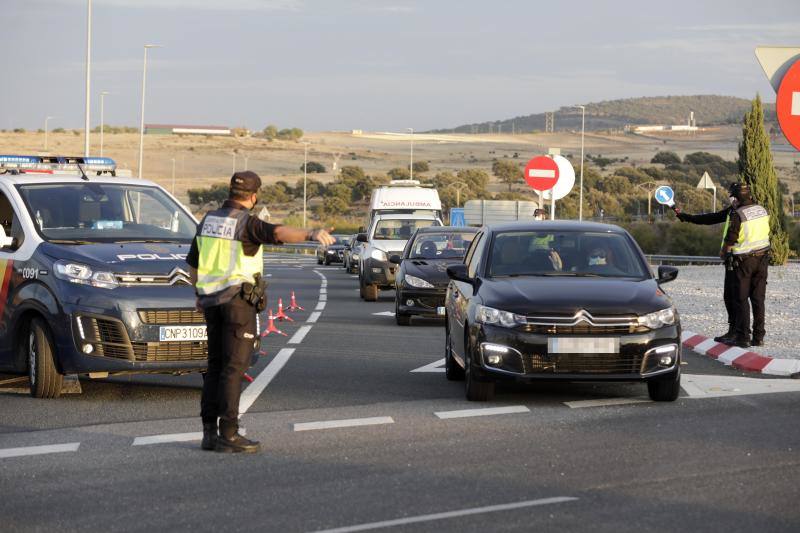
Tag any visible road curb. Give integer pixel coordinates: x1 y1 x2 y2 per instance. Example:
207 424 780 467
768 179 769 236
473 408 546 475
681 330 800 377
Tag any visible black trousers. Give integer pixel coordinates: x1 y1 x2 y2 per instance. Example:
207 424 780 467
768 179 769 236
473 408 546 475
723 267 735 329
201 296 257 437
732 254 768 341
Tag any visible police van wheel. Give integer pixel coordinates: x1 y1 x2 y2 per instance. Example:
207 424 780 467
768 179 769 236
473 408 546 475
27 318 63 399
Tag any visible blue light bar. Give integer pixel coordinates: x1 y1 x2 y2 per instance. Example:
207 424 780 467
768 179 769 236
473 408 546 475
0 155 116 174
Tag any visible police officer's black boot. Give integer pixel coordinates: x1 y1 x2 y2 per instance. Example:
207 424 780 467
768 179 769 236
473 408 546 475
216 420 260 453
201 420 218 451
714 327 735 343
751 336 764 347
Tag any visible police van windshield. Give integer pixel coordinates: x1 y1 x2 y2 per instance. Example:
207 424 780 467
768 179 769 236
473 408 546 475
16 183 197 243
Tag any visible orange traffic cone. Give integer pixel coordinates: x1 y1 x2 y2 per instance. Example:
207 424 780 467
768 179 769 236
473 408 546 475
275 298 293 322
258 349 268 357
243 372 254 383
287 290 304 311
261 309 287 337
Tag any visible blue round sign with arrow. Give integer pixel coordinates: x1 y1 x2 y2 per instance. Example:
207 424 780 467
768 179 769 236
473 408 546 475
654 185 675 207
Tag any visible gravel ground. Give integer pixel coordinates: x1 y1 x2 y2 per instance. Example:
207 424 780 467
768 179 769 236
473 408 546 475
666 264 800 360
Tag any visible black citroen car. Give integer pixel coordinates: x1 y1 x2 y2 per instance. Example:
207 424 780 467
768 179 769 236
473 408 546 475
389 226 477 325
445 221 681 402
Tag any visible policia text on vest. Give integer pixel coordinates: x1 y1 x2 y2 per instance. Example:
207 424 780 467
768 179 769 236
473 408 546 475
674 182 770 349
187 171 334 453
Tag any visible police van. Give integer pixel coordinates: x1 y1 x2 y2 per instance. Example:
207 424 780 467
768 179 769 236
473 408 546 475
0 156 258 398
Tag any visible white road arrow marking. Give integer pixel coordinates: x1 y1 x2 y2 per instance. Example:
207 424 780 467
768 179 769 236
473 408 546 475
410 358 445 373
372 311 395 317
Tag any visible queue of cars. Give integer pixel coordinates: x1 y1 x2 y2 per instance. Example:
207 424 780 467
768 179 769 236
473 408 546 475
320 179 683 404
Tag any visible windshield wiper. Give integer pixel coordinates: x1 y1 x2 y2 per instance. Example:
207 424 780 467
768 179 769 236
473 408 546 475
538 272 603 277
113 239 178 243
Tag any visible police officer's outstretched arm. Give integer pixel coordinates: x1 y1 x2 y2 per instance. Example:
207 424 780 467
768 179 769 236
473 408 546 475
274 225 334 246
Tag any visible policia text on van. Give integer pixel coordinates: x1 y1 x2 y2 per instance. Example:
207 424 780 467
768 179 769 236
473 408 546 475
187 171 333 453
0 156 212 398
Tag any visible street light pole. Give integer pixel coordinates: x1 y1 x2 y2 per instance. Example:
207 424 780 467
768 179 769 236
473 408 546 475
244 155 249 171
44 116 55 151
303 141 309 227
99 91 109 157
171 157 176 194
137 44 162 179
574 105 586 221
231 152 236 174
407 128 414 180
84 0 92 157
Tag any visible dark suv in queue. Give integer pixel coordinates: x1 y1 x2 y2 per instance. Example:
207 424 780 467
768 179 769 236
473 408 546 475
0 156 259 398
445 221 681 402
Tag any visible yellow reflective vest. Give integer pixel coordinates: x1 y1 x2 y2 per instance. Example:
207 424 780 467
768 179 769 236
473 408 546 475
730 204 770 255
195 207 263 301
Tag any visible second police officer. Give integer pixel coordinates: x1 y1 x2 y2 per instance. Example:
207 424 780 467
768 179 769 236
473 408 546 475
187 171 333 453
675 181 770 348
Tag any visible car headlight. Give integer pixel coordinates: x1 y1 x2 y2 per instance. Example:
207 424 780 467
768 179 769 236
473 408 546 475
404 274 434 289
637 307 676 329
370 249 387 261
352 253 360 260
476 304 526 328
54 260 118 289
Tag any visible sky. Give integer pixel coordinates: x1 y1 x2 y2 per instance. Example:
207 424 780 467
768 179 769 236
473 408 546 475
2 0 799 132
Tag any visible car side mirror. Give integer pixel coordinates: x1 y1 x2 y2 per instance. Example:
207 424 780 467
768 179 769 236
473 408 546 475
657 265 679 284
447 264 473 285
389 254 402 264
356 233 368 243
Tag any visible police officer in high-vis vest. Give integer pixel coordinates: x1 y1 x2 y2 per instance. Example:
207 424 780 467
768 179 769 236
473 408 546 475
187 171 333 453
675 181 770 348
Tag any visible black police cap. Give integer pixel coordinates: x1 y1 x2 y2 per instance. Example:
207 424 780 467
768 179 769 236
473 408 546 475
728 181 750 196
230 171 262 194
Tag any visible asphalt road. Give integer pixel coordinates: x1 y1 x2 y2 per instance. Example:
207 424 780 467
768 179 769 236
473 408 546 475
1 253 798 532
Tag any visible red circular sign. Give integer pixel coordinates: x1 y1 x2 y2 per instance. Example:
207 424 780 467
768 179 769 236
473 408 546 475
777 59 800 151
524 156 559 191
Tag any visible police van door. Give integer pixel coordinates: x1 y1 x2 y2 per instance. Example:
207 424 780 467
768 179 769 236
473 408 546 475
0 185 30 369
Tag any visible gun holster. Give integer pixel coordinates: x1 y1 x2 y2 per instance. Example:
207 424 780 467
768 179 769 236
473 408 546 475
241 273 268 312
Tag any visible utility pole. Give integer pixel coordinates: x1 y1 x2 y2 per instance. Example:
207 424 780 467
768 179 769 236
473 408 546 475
137 44 162 179
407 128 414 180
231 152 236 174
574 105 586 220
84 0 92 157
44 116 55 151
171 157 176 194
303 141 309 227
99 91 110 157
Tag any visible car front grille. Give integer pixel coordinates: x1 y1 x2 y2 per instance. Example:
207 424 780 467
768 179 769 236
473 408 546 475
525 352 643 374
521 324 645 335
139 309 205 325
416 296 445 309
85 317 133 359
132 341 208 362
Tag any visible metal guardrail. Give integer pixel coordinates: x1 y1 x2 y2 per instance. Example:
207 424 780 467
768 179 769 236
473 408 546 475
647 254 799 265
263 243 318 255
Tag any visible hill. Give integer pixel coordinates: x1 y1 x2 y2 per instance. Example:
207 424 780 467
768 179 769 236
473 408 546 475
434 95 777 133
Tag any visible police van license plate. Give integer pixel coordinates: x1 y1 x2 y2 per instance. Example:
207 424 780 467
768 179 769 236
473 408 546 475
159 325 207 342
548 337 619 354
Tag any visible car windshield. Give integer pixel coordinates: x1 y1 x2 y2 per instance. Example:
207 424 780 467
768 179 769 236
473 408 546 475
408 232 476 259
372 219 437 240
16 183 197 243
488 230 648 279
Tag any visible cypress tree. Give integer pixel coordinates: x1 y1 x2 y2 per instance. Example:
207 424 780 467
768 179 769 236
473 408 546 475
737 94 790 265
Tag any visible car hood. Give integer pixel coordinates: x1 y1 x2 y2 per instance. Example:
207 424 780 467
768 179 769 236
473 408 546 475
370 239 407 254
40 241 192 274
478 276 672 316
404 258 465 288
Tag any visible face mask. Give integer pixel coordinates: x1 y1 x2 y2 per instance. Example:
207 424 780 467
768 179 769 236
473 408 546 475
588 254 607 266
729 196 736 205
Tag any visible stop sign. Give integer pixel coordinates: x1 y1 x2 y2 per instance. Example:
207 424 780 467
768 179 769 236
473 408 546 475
777 58 800 151
524 156 559 191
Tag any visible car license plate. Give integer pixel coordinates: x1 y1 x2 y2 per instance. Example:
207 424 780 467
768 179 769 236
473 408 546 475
436 306 446 316
548 337 619 354
159 325 207 342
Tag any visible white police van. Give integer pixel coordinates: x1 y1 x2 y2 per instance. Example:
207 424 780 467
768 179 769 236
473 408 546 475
0 156 258 398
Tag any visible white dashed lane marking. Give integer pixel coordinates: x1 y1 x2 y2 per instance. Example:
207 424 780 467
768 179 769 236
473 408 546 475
0 442 80 459
307 311 321 323
132 432 202 446
434 405 530 419
564 398 652 409
288 325 312 344
293 416 395 432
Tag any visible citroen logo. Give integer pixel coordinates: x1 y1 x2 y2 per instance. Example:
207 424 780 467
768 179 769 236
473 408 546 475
168 267 191 286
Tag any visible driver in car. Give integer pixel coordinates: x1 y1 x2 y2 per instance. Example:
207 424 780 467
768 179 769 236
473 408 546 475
585 242 624 276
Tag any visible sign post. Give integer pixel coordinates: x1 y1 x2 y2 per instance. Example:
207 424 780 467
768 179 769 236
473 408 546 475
696 171 717 211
